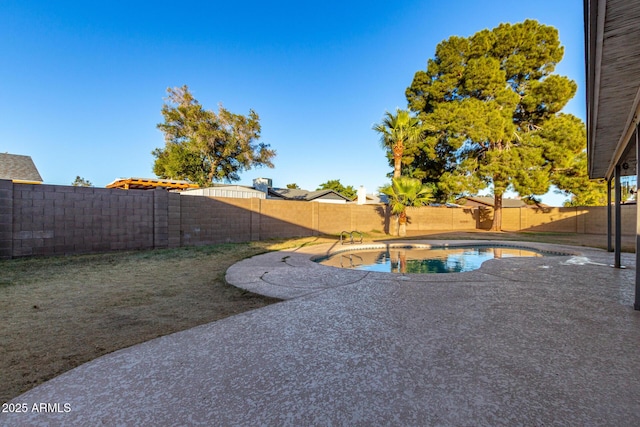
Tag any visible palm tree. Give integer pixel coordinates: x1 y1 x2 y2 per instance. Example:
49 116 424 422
381 177 434 236
373 109 422 178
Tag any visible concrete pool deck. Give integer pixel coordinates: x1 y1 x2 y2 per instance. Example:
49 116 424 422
2 240 640 426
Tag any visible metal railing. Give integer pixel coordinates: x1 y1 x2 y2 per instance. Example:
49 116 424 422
339 230 363 245
340 254 363 268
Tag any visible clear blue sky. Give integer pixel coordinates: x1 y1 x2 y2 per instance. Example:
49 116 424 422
2 0 585 205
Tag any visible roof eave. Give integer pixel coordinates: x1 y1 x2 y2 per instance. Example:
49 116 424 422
586 0 604 178
585 0 640 180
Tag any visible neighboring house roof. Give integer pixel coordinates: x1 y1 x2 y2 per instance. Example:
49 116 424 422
456 196 547 208
0 153 43 183
106 177 199 191
365 194 388 204
267 188 352 202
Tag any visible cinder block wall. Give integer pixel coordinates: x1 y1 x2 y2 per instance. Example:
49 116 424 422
404 206 479 231
1 179 636 259
0 180 13 259
4 182 157 257
317 203 349 234
180 196 253 245
501 207 582 232
259 199 315 239
499 205 635 234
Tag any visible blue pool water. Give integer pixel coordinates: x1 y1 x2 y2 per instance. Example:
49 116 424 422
317 246 545 273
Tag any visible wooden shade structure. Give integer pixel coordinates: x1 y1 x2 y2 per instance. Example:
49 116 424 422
106 178 199 191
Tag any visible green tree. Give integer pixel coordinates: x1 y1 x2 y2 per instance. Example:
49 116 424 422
381 177 434 236
622 178 637 204
316 179 357 199
286 183 300 189
406 20 585 230
554 151 608 206
373 109 423 179
153 85 276 186
72 176 93 187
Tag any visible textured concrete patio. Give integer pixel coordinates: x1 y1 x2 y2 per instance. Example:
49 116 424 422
1 240 639 426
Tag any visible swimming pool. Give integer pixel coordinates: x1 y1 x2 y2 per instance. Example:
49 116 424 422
315 245 550 273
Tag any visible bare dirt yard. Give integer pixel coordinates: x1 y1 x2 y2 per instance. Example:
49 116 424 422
0 231 631 403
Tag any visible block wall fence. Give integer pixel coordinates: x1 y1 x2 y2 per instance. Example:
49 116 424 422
0 180 635 259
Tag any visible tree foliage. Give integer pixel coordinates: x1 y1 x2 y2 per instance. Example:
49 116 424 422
373 109 423 179
153 86 275 186
405 20 589 229
316 179 356 199
553 151 608 206
72 176 93 187
380 177 434 236
286 183 300 189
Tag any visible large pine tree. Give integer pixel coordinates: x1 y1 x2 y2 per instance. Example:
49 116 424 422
406 20 589 230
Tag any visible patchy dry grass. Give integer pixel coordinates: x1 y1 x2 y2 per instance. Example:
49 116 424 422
0 237 331 403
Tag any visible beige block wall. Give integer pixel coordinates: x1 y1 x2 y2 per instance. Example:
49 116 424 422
317 203 352 234
501 208 581 232
497 205 636 235
315 203 387 234
177 198 640 244
405 207 479 231
621 205 637 236
4 180 638 259
356 204 392 233
258 199 315 239
583 206 607 234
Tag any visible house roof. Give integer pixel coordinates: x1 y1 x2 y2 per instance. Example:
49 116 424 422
585 0 640 180
106 177 199 190
268 188 352 202
365 194 388 204
0 153 43 183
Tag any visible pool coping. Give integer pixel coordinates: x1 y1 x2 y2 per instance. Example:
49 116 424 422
225 239 596 300
310 240 579 261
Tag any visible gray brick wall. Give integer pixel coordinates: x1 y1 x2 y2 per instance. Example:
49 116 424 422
153 188 169 249
8 182 155 257
179 196 253 246
0 180 13 259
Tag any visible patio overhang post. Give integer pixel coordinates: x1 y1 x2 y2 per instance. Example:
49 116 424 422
614 163 622 269
635 124 640 310
607 177 613 252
